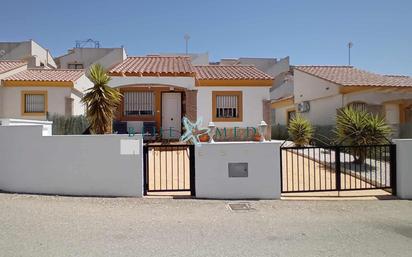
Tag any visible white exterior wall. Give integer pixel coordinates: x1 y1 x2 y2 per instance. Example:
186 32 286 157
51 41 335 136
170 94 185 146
195 141 281 199
57 48 126 70
0 126 143 197
1 86 72 120
109 76 196 90
197 86 270 127
300 94 342 126
273 104 294 125
0 118 52 136
392 139 412 199
294 70 341 103
0 64 28 117
30 40 56 68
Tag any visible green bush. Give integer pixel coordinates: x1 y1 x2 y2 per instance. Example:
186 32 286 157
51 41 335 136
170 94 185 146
47 113 89 135
288 115 314 146
335 107 392 163
335 107 391 145
271 124 289 140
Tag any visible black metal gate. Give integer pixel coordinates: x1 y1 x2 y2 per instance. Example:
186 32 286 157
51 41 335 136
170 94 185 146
143 144 195 195
280 144 396 194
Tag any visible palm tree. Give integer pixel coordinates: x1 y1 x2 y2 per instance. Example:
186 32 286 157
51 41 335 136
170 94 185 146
82 64 122 134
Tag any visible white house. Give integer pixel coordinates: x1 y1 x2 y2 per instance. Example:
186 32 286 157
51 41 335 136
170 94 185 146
0 40 57 69
55 47 127 71
0 64 93 120
107 55 273 140
271 65 412 137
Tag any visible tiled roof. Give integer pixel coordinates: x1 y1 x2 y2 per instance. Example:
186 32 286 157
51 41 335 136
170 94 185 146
3 69 84 82
108 56 195 76
194 65 273 80
294 65 412 88
0 60 27 74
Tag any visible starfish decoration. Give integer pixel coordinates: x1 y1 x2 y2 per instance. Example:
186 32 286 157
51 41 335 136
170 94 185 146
180 116 210 146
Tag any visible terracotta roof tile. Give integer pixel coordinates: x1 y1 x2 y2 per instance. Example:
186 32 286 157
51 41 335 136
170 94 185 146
194 65 273 80
294 65 412 88
3 69 84 82
0 60 27 74
109 56 194 76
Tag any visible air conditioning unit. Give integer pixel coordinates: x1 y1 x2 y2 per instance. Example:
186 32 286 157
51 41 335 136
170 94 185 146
297 101 310 113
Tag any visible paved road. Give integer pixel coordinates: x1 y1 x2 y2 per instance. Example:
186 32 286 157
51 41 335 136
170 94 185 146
0 193 411 257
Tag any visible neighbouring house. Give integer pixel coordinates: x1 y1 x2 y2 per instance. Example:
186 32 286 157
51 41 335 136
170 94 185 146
107 55 273 140
0 40 57 69
0 66 92 120
271 65 412 137
55 46 127 71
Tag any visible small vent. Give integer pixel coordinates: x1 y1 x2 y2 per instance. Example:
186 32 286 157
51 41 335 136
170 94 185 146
228 203 252 211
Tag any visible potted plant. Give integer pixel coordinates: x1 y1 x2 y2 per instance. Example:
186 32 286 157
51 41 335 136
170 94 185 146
199 134 210 142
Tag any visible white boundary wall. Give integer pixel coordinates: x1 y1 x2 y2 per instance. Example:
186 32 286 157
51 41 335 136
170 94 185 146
393 139 412 199
0 126 143 197
195 141 281 199
0 118 53 136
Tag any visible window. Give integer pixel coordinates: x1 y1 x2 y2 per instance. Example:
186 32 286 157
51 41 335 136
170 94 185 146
68 63 84 69
348 102 367 112
65 97 74 116
123 91 154 116
287 109 296 124
21 91 47 115
212 91 243 122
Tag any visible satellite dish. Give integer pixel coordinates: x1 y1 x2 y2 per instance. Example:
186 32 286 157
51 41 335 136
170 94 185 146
0 50 5 58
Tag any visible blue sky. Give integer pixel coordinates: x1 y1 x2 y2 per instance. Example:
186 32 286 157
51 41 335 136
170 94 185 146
1 0 411 75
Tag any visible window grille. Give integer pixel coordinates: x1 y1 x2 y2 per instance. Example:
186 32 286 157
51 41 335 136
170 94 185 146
216 95 238 118
124 91 154 116
25 94 45 113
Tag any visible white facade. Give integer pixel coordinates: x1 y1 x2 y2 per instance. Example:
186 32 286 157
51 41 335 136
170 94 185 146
0 126 143 197
0 75 92 120
393 139 412 199
109 76 196 90
0 40 56 68
197 86 270 127
195 141 281 199
56 47 127 70
272 69 412 127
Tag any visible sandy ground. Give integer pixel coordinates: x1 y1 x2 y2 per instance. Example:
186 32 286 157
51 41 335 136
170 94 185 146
0 193 411 257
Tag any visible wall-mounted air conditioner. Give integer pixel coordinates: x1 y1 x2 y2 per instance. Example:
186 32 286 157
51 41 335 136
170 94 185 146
297 101 310 113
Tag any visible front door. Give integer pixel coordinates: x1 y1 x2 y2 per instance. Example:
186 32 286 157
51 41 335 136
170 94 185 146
162 92 182 139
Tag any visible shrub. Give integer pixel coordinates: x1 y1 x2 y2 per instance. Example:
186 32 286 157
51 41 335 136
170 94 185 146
335 107 392 163
47 113 89 135
288 115 314 146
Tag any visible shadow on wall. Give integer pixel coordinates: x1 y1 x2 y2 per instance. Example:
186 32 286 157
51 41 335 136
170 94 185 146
399 123 412 139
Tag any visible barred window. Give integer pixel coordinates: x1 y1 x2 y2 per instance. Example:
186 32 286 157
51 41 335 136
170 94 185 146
212 91 243 121
67 63 84 69
216 95 239 118
348 102 367 112
23 93 46 114
123 91 154 116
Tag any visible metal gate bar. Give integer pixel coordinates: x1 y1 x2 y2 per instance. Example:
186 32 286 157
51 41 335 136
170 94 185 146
280 144 396 194
143 144 195 196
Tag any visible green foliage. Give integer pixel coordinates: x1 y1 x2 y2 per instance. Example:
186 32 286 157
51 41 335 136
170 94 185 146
288 115 314 146
47 113 89 135
335 107 392 146
81 64 122 134
335 107 392 164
